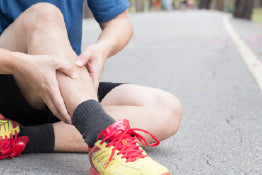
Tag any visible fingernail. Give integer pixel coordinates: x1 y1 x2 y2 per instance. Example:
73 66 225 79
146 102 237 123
72 72 78 79
67 119 72 125
76 60 83 66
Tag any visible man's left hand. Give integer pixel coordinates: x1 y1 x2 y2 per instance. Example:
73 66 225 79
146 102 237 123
76 43 106 89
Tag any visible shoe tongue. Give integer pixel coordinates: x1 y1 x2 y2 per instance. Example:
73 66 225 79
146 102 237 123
98 119 129 141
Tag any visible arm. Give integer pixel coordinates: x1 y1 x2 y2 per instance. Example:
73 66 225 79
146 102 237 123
76 11 133 88
98 11 133 58
0 48 77 123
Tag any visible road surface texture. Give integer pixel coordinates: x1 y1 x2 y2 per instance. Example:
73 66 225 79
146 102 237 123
1 10 262 174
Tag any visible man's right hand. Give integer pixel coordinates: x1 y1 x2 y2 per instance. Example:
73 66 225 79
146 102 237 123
12 52 78 124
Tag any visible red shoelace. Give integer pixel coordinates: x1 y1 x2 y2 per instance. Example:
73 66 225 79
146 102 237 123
0 131 18 160
99 128 160 168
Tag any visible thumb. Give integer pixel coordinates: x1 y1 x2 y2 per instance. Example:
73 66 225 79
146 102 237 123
53 58 78 79
76 50 90 67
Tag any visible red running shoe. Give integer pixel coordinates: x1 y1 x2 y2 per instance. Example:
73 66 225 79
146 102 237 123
0 114 29 160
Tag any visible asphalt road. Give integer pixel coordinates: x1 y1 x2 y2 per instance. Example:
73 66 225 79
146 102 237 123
1 10 262 175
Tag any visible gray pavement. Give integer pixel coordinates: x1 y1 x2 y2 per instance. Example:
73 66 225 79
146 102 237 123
1 10 262 174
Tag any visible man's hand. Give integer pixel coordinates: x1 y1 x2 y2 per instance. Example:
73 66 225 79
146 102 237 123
76 43 107 89
75 11 133 89
13 52 78 124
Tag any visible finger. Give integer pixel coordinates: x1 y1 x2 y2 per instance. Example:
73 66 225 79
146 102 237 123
48 99 71 124
89 61 102 89
53 58 78 79
49 80 72 124
87 61 97 86
44 97 62 122
53 93 72 124
76 49 91 67
94 73 100 89
90 66 99 88
90 72 96 87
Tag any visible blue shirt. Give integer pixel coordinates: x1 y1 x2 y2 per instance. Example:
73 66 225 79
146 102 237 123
0 0 130 55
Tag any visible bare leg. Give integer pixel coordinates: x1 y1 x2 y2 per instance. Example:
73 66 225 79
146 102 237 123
53 85 182 152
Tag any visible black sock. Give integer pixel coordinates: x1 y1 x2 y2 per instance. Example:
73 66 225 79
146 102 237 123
18 123 55 153
72 99 115 148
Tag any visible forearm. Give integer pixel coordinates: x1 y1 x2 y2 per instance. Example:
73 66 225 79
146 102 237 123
98 13 133 58
0 48 17 74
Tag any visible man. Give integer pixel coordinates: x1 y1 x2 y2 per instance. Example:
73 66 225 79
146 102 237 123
0 1 182 174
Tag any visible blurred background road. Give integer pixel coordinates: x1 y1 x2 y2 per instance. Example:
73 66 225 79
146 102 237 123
1 0 262 174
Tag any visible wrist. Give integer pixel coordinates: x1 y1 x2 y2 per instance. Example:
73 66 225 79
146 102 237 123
0 49 19 74
8 51 26 75
97 40 115 59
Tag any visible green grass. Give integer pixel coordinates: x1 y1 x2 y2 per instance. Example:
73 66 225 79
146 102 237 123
252 8 262 23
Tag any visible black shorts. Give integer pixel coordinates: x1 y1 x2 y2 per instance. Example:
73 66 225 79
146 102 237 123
0 75 123 126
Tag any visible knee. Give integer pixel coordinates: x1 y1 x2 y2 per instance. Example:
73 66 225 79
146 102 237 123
154 90 183 140
26 3 64 30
